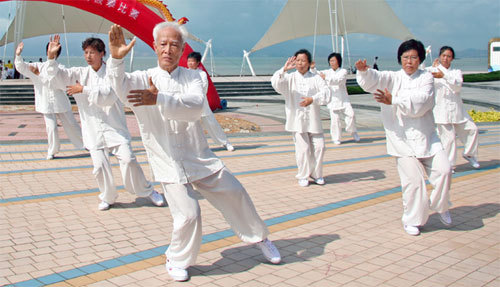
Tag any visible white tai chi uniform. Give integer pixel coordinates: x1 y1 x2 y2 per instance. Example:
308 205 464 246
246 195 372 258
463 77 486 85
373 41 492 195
356 68 452 227
320 68 358 142
271 67 331 180
15 56 83 157
107 58 269 269
427 64 478 167
196 68 231 147
45 60 154 204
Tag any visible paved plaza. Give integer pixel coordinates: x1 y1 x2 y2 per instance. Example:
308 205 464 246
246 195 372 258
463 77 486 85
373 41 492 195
1 81 499 286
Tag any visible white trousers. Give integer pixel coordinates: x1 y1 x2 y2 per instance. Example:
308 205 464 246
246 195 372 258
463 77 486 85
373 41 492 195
293 132 325 180
161 167 269 269
329 104 357 142
201 114 230 146
437 121 479 167
43 111 83 156
396 149 452 226
89 143 153 204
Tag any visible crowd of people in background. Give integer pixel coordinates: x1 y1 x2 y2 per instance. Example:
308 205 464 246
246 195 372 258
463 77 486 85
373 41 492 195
1 57 44 79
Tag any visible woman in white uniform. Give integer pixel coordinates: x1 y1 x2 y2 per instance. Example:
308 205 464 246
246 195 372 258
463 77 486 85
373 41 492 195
15 41 83 160
355 39 453 236
271 49 331 187
45 36 164 211
319 53 360 145
187 51 235 152
428 46 479 171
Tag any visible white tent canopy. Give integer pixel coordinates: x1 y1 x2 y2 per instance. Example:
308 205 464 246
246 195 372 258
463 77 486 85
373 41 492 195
0 1 137 44
250 0 414 54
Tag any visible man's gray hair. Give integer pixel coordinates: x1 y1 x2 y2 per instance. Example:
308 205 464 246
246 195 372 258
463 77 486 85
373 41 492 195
152 21 188 44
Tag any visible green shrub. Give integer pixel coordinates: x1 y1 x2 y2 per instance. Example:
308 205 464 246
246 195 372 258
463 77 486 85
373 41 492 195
463 71 500 82
347 86 366 95
468 108 500 122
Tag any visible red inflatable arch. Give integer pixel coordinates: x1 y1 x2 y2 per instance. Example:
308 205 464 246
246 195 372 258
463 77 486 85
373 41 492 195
1 0 221 110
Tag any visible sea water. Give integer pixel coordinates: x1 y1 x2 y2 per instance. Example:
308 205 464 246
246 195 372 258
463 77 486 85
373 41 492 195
22 56 489 77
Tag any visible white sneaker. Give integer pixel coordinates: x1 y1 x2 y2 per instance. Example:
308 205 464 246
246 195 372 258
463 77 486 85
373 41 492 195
98 201 111 211
225 143 235 152
166 259 188 281
256 238 281 264
314 177 325 185
463 155 480 169
46 154 54 160
352 132 361 142
149 190 165 206
298 179 309 187
333 140 341 145
439 211 452 226
403 225 420 236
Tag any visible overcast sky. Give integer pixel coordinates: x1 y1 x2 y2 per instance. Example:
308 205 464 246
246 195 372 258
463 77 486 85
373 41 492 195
0 0 499 59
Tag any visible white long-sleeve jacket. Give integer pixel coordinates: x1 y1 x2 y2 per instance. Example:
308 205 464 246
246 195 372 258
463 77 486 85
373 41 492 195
196 68 213 117
320 68 351 111
356 68 442 158
427 64 469 124
45 60 131 150
107 58 223 184
15 56 72 114
271 68 331 134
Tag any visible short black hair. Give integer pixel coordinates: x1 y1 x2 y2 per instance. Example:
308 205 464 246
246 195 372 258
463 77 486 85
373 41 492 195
439 46 455 59
327 52 342 67
82 37 106 56
397 39 425 65
294 49 312 63
187 51 202 62
46 42 62 59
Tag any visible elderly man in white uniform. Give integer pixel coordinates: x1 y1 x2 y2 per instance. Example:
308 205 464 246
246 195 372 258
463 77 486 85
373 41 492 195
44 36 164 211
319 52 360 145
186 51 235 152
15 40 83 160
427 46 479 171
271 49 331 187
355 39 453 236
106 23 280 282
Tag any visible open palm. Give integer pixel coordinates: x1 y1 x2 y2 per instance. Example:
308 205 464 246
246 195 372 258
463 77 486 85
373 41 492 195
108 24 136 59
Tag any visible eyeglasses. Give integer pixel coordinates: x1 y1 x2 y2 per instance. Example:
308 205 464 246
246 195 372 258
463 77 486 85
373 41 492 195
402 55 419 61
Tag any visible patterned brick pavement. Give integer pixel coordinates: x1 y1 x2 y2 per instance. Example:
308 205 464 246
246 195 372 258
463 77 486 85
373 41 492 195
0 109 499 287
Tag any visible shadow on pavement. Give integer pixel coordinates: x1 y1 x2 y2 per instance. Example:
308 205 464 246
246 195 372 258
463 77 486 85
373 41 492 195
454 159 500 173
325 169 385 184
209 144 267 152
190 234 340 277
422 203 500 233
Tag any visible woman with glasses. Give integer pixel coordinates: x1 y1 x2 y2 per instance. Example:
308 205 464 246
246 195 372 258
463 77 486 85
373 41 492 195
355 39 452 236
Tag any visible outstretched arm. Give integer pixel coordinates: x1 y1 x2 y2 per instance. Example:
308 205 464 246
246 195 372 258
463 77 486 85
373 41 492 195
126 74 204 122
15 42 39 79
107 24 146 108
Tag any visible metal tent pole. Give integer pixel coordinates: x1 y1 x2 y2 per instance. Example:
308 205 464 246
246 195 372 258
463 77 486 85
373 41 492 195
1 1 13 80
13 1 26 63
312 0 319 60
328 0 335 52
240 50 256 77
61 5 70 66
